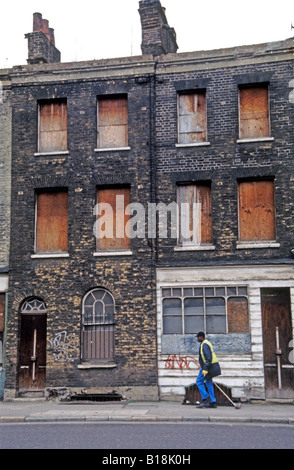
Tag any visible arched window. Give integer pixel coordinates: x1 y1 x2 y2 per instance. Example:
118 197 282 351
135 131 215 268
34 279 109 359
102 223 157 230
21 298 47 314
82 289 115 362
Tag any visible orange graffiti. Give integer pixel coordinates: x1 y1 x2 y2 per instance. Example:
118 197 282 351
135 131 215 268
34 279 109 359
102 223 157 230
165 354 200 371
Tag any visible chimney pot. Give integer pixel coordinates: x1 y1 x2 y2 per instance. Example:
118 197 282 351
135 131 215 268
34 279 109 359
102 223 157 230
41 19 49 37
49 28 55 46
33 12 43 32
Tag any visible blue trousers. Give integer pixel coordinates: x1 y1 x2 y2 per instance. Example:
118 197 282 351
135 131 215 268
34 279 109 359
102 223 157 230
196 369 216 403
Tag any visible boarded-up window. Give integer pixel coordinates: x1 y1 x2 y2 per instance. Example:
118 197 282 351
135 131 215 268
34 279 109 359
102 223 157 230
39 100 67 153
82 289 115 362
177 184 212 246
97 95 128 148
178 91 207 144
36 191 68 253
227 297 249 333
96 186 131 251
239 85 270 139
0 294 5 366
238 180 276 242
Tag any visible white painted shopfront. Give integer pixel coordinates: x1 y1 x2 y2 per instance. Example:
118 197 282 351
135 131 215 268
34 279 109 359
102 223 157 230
157 265 294 400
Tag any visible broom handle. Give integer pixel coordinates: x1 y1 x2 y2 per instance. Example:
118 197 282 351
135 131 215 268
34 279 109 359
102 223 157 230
214 382 236 407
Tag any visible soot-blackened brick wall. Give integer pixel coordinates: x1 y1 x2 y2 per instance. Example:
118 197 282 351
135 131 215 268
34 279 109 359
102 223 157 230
5 24 294 399
6 67 158 397
154 55 294 267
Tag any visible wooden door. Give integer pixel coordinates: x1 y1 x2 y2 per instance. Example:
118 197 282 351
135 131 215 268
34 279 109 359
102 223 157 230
19 315 47 391
261 288 294 399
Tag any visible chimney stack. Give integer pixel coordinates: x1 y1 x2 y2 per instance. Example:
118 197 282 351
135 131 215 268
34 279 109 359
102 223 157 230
26 13 61 64
139 0 178 56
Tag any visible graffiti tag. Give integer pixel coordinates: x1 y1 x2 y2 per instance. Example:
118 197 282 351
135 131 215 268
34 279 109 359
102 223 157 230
48 330 79 362
165 354 199 372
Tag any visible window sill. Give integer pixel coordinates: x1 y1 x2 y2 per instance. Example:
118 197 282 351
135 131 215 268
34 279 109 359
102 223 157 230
34 151 69 157
94 250 133 257
175 142 210 148
237 137 274 144
78 363 117 369
174 245 216 252
94 147 131 152
31 253 70 259
236 242 280 249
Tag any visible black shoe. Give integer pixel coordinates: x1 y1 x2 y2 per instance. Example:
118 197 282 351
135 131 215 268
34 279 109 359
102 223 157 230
209 402 217 408
196 399 209 408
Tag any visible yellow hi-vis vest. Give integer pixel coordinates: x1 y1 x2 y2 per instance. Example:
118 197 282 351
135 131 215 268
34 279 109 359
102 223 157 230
200 340 218 365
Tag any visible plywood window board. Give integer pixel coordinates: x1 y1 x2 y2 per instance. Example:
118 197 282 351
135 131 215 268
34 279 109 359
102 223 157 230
178 91 207 144
238 180 276 242
97 95 128 149
36 190 68 253
39 100 67 153
96 186 131 251
239 85 270 139
177 183 212 246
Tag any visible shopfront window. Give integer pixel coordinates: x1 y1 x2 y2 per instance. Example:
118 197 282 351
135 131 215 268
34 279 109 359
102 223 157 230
162 286 249 335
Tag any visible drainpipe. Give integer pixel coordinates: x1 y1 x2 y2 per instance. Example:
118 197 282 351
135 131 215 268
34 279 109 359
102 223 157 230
150 59 160 399
149 60 158 265
0 292 8 401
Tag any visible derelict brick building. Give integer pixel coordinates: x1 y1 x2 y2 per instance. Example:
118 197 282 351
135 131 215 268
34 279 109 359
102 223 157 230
4 7 161 401
1 0 294 401
155 40 294 400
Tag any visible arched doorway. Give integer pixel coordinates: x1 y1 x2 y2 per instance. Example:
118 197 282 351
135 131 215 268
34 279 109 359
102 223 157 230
18 298 47 393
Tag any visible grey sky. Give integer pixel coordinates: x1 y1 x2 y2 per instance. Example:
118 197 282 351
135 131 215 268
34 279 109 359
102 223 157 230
0 0 293 68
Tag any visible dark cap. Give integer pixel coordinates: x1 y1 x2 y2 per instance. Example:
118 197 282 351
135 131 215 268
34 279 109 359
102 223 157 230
197 331 205 338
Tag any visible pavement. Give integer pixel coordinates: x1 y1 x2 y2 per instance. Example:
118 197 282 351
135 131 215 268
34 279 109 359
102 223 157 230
0 399 293 425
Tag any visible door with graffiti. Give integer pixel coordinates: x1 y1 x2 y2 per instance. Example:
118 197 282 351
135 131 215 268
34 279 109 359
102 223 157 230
19 311 47 392
261 288 294 399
